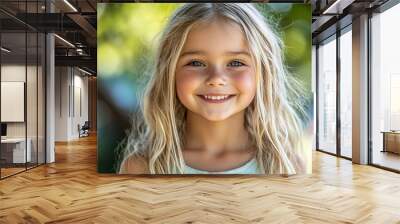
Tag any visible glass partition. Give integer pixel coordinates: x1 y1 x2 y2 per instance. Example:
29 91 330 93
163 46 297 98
371 3 400 171
27 30 38 169
339 27 352 158
317 35 337 155
1 30 28 178
0 1 46 179
38 32 45 165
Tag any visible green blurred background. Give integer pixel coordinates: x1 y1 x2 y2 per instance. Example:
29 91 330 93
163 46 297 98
97 3 312 173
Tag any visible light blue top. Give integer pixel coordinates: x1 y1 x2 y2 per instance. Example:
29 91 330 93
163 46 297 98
184 158 261 174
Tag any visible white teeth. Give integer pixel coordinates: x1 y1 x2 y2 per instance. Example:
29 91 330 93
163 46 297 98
203 95 230 100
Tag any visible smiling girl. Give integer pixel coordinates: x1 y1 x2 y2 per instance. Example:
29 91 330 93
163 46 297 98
119 3 306 174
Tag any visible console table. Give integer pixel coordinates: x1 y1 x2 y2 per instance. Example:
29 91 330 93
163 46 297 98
1 138 32 163
381 131 400 154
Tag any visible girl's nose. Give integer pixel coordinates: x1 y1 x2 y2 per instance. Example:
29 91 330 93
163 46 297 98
206 67 227 87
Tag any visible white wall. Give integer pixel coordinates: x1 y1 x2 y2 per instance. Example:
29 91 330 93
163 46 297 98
54 67 89 141
55 66 69 141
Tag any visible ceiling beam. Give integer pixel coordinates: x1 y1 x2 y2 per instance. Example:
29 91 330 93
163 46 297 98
322 0 356 14
55 55 96 73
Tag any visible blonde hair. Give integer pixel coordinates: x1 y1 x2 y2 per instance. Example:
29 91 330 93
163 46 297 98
120 3 306 174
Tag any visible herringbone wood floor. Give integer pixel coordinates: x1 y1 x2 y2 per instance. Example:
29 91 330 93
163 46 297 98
1 134 400 224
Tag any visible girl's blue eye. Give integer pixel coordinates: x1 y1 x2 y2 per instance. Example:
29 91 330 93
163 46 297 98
228 60 245 67
187 60 205 67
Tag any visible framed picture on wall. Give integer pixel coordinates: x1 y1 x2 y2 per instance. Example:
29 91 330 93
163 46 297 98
98 3 313 175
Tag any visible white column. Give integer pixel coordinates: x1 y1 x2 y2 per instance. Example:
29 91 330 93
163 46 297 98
46 33 55 163
45 1 55 163
352 14 369 164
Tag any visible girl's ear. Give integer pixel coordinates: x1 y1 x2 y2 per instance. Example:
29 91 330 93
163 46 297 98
183 108 187 119
247 96 256 112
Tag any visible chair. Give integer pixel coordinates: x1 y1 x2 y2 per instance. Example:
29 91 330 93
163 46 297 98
78 121 90 138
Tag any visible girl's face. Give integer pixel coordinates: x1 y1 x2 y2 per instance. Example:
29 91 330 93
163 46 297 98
175 18 257 121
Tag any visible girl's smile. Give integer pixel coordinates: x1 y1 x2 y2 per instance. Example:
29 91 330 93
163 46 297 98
197 93 236 103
